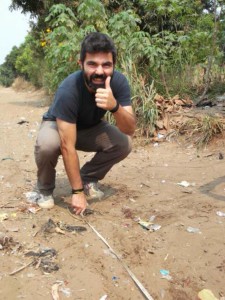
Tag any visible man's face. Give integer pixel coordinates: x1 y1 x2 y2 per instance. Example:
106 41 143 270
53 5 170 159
81 52 114 92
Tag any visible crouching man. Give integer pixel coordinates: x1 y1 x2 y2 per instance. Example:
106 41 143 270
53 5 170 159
34 32 136 214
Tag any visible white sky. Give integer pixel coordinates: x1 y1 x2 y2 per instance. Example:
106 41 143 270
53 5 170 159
0 0 31 64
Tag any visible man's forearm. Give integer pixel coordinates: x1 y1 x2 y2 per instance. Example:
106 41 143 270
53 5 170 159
113 105 136 135
61 147 83 189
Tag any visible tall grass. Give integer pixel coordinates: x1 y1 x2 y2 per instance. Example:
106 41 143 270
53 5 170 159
121 58 158 137
179 114 224 148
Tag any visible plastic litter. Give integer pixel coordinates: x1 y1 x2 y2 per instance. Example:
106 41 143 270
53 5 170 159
150 224 161 231
138 220 161 231
177 180 195 187
149 215 156 222
112 276 118 281
198 289 218 300
216 211 225 217
24 192 39 204
187 226 201 233
157 133 164 139
0 213 8 222
99 295 108 300
160 269 172 281
59 286 71 297
160 269 169 276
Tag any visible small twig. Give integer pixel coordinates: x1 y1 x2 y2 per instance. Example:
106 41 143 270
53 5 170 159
9 260 34 276
35 258 42 270
32 230 40 237
67 208 154 300
85 221 154 300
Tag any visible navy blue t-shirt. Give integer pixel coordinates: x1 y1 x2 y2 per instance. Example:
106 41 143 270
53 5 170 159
43 70 131 129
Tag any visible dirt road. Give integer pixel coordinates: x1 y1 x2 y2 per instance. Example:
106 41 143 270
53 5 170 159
0 86 225 300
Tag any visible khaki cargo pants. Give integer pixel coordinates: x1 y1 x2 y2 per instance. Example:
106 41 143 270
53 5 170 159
34 120 132 194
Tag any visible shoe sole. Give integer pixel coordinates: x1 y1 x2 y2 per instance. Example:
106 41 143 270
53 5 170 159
37 201 54 209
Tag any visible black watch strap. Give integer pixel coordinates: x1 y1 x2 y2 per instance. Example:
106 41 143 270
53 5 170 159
110 101 119 113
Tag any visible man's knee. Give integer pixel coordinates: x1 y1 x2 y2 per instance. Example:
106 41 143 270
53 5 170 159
35 139 60 164
116 135 132 158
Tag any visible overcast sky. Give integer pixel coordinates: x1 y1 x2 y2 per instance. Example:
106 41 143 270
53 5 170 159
0 0 31 64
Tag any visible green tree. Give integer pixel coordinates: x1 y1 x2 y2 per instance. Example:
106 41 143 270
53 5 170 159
0 46 21 86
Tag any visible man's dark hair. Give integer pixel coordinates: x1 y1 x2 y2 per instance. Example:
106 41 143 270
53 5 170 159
80 32 117 64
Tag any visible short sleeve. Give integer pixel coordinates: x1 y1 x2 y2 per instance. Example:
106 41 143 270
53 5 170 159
50 87 79 124
111 72 131 106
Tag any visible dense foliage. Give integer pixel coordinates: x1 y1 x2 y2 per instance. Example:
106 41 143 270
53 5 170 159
1 0 225 135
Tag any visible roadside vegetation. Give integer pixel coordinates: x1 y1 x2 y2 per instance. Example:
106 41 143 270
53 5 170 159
1 0 225 145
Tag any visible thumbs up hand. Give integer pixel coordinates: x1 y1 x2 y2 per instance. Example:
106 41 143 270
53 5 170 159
95 76 117 111
105 76 111 90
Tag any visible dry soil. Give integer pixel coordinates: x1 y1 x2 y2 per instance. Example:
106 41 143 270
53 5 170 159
0 87 225 300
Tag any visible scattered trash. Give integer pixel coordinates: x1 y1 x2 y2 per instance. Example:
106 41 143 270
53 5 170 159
28 206 41 214
1 157 14 161
57 221 87 233
164 253 169 261
138 219 161 231
11 212 17 218
157 133 164 139
51 281 62 300
216 211 225 217
149 215 156 222
177 180 195 187
198 289 219 300
150 224 161 231
138 220 152 230
42 219 56 234
112 276 119 281
55 227 66 235
25 247 57 258
160 269 172 281
60 286 71 297
99 295 108 300
86 221 154 300
25 247 59 273
0 213 8 222
42 219 87 235
51 281 71 300
17 120 29 125
24 192 39 204
187 226 201 234
129 197 136 203
219 153 224 160
0 232 18 250
160 269 169 276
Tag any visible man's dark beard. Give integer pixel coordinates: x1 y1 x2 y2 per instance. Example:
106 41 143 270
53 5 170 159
85 74 107 91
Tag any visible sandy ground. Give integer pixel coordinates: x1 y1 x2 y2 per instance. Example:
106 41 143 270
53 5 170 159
0 86 225 300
